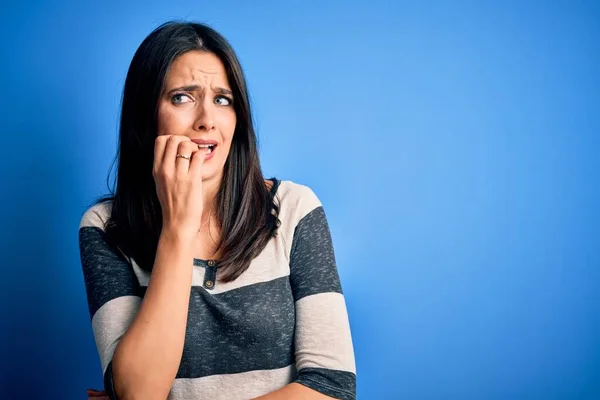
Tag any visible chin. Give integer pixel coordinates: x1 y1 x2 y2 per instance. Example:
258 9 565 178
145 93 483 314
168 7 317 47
200 169 222 183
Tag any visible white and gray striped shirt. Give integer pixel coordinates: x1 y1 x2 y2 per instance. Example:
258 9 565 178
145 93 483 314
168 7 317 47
79 179 356 400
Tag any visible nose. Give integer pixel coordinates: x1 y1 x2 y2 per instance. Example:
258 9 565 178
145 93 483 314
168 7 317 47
194 101 216 132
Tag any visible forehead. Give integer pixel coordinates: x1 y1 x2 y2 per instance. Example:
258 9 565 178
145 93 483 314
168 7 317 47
165 50 229 86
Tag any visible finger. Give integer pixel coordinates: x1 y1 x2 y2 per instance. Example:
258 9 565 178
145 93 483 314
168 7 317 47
86 389 109 397
189 144 208 179
153 135 171 177
162 135 191 172
153 135 169 174
175 141 200 178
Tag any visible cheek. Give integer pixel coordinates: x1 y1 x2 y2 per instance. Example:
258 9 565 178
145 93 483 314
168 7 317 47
157 106 190 135
156 107 172 135
217 112 237 141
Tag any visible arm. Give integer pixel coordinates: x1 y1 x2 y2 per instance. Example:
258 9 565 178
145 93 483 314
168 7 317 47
253 383 337 400
110 230 194 400
81 136 207 400
255 188 357 400
79 208 195 400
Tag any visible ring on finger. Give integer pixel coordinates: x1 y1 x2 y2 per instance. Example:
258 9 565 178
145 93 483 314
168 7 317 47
176 154 191 160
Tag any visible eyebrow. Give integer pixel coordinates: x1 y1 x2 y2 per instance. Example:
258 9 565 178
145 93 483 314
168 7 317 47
166 85 233 96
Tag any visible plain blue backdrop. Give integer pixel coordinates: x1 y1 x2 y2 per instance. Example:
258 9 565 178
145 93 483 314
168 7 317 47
1 1 599 399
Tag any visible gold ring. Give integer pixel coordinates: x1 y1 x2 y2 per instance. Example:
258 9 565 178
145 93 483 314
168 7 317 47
176 154 191 160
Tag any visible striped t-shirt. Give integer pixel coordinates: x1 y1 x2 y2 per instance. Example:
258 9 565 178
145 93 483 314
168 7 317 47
79 179 356 400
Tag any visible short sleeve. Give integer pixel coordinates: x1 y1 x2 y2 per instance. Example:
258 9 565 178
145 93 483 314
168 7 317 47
79 203 142 399
288 188 357 400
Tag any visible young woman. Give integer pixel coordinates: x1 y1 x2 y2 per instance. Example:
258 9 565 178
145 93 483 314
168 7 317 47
80 21 356 400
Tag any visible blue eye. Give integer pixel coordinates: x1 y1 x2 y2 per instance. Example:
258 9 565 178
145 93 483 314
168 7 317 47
171 93 192 104
215 96 232 106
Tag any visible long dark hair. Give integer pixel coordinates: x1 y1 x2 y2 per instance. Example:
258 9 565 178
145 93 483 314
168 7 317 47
95 21 280 282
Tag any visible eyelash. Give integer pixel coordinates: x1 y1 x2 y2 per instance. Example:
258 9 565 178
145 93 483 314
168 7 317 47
171 93 233 106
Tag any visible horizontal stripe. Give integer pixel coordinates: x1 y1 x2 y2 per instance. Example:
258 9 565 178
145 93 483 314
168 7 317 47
294 292 356 373
176 276 296 378
79 226 141 318
92 277 297 380
297 367 356 400
129 237 291 294
168 364 297 400
289 206 342 301
91 296 141 373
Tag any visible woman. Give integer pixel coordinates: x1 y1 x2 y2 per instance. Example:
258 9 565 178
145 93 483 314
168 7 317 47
79 21 356 400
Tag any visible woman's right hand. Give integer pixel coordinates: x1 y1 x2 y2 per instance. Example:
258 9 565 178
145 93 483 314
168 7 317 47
153 135 207 237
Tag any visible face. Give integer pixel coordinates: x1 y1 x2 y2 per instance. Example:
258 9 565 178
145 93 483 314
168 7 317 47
157 50 237 182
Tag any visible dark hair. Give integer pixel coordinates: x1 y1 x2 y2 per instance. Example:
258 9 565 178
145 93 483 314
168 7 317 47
96 21 280 282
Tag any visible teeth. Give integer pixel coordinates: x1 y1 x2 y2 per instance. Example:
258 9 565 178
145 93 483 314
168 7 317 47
197 144 215 154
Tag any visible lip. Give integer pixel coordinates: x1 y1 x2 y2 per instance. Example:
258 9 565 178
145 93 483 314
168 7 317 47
190 138 218 146
191 138 217 161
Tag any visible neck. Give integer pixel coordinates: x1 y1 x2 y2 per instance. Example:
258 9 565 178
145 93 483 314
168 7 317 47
201 174 221 223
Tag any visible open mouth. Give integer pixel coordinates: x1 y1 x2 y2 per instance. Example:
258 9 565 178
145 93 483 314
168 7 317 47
197 144 216 154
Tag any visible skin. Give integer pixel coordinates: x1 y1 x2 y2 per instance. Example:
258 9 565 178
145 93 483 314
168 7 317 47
88 51 335 400
157 50 237 259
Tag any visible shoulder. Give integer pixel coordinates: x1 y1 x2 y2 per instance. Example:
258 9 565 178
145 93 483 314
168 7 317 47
275 179 322 209
79 200 113 231
273 179 324 223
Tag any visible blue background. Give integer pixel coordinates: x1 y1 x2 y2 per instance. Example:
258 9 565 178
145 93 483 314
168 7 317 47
1 1 599 399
